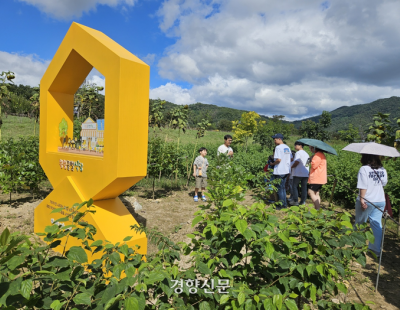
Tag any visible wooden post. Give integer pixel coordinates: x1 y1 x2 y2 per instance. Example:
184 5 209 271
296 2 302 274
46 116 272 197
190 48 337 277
329 179 337 207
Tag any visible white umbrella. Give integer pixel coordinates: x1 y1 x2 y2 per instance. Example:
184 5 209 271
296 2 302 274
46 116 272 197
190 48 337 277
342 142 400 157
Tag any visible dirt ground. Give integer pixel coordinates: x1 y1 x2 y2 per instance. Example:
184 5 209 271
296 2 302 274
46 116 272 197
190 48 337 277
0 188 399 309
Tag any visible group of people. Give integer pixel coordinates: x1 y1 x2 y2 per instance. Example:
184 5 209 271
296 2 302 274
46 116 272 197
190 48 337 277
191 133 388 258
266 133 327 210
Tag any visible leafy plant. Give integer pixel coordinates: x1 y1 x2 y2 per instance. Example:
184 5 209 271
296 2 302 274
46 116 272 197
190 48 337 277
0 167 372 309
232 111 265 151
29 87 40 136
149 98 166 133
0 136 46 204
366 112 400 146
0 71 16 141
338 124 360 143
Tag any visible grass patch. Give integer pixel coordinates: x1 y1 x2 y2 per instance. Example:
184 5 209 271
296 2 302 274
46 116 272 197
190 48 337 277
1 115 39 139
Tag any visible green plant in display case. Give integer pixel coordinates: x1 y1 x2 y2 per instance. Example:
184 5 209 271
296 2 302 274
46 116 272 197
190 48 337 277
59 118 68 148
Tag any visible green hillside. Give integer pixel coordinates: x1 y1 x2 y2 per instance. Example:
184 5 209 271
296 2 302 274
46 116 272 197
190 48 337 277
292 96 400 132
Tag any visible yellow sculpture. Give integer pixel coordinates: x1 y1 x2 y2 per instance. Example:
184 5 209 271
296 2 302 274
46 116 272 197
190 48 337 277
34 22 150 260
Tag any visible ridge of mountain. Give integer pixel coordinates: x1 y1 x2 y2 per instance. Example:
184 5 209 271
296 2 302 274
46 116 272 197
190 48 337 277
291 96 400 131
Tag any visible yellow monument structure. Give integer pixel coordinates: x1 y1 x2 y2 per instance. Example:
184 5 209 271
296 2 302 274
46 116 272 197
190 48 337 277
34 22 149 260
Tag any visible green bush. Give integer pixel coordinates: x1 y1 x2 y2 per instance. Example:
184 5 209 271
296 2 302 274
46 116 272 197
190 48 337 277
0 166 372 309
0 136 46 202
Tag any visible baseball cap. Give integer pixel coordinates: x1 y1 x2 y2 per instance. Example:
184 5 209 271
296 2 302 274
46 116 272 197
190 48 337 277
271 133 284 139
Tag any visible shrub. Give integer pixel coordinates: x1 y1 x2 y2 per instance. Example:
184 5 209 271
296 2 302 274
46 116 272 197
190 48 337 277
0 136 46 203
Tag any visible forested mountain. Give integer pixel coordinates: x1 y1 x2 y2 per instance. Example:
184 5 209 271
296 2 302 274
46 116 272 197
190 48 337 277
292 96 400 132
4 84 400 133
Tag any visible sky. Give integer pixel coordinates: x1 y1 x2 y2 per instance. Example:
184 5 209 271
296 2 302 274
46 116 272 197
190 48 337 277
1 0 400 121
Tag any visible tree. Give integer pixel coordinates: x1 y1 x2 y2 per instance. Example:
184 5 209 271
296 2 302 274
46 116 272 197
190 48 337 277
149 98 165 133
338 123 360 143
217 119 232 131
366 112 400 146
59 118 68 148
29 87 40 136
0 71 16 140
79 84 104 119
300 111 332 141
232 111 264 151
254 116 292 149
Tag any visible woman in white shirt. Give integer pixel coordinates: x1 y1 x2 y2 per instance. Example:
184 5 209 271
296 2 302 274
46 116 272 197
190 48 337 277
354 154 387 258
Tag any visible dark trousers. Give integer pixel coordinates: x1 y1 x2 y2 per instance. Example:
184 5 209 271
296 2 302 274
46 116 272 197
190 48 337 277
272 174 289 207
292 176 308 204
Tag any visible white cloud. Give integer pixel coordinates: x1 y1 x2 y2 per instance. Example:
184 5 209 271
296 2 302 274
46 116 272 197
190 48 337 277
17 0 137 19
0 51 49 86
142 53 156 66
150 82 195 105
154 0 400 118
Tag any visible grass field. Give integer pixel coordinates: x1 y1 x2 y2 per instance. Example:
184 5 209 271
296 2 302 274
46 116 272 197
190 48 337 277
1 115 39 139
1 116 232 144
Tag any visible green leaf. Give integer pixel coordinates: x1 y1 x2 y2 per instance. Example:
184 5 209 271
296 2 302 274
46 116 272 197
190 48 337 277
50 300 65 310
336 283 347 294
310 285 316 302
198 261 211 275
235 219 247 235
105 294 123 310
220 294 230 304
45 225 59 234
341 221 353 229
90 240 103 247
50 208 64 214
263 298 276 310
366 231 375 243
123 236 133 241
238 292 245 305
73 293 92 305
223 199 233 206
265 242 274 257
273 295 283 310
284 299 298 310
172 266 178 278
20 279 32 299
125 297 139 310
192 216 203 227
199 301 211 310
211 225 218 235
55 217 70 223
67 246 88 263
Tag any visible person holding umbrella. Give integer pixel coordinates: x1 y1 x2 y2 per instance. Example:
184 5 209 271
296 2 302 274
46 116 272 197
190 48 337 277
342 142 400 259
296 138 338 210
354 154 387 257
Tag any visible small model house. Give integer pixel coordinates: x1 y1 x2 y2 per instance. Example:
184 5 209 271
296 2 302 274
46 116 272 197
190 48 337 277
80 117 105 154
